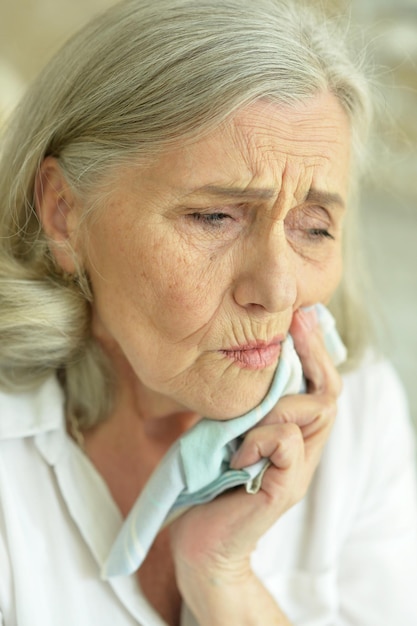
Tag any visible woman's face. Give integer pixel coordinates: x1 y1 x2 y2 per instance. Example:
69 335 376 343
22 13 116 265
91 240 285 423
83 92 351 419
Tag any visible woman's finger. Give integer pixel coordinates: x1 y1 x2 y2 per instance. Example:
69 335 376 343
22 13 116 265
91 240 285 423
230 422 304 470
235 395 335 470
260 392 337 430
289 307 342 396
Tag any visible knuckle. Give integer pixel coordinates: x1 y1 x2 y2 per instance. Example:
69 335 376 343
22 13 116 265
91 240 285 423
261 405 294 428
321 391 337 409
316 394 338 423
314 368 342 399
282 422 303 442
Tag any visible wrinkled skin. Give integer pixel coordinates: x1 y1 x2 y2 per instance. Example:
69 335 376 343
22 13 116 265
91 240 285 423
83 92 349 420
37 91 350 624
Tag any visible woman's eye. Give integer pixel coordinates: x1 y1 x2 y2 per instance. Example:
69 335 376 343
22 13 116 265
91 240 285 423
284 206 335 243
307 228 334 240
190 212 231 227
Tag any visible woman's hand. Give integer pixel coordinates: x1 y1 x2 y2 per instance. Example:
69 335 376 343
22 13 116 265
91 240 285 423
170 307 342 623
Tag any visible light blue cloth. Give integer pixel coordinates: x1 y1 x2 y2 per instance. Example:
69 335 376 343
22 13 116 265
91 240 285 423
102 304 346 578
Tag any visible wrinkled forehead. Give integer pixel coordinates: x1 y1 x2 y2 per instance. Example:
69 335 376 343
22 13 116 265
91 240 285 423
154 93 352 199
101 91 352 213
228 94 350 156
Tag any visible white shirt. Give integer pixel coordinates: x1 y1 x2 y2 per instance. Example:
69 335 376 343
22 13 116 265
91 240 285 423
0 356 416 625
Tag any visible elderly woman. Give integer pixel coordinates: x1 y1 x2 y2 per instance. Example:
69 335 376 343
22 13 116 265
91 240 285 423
0 0 416 624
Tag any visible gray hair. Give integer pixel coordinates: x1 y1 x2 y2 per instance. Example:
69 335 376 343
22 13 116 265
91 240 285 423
0 0 374 428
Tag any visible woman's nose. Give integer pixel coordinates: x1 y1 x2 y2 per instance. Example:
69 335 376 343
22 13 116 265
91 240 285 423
232 224 297 313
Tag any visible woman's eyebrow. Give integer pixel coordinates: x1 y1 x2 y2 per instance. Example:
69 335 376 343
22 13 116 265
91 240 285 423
192 185 276 200
305 188 345 210
190 185 345 209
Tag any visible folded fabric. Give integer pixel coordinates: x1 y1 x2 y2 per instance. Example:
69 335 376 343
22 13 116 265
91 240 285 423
102 304 346 578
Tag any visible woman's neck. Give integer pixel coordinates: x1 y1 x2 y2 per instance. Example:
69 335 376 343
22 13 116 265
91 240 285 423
81 383 200 517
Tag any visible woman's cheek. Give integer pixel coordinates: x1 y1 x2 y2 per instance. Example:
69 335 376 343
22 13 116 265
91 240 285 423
293 257 341 311
141 253 222 338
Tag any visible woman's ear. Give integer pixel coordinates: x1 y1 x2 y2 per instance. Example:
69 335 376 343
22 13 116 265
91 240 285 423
35 156 82 274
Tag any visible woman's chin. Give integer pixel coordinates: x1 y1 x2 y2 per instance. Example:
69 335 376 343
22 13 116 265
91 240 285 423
194 371 276 421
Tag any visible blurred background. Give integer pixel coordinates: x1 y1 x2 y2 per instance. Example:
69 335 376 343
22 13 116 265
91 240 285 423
0 0 416 427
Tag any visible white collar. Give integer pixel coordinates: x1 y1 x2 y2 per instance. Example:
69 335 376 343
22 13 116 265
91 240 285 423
0 375 166 623
0 376 63 441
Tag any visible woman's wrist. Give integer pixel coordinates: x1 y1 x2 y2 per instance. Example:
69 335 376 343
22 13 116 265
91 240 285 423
176 558 292 625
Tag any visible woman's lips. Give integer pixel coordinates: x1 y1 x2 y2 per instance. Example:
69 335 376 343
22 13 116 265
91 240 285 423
221 338 284 370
